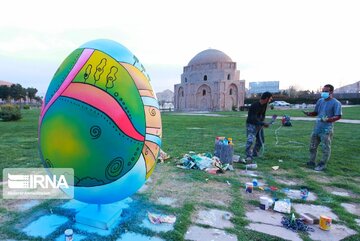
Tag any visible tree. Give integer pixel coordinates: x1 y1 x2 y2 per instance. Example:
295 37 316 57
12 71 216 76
298 90 311 98
34 96 43 103
287 86 298 98
0 85 10 101
9 84 26 101
1 83 40 103
26 87 38 101
158 100 166 108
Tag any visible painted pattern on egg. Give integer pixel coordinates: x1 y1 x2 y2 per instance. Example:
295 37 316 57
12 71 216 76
38 39 162 204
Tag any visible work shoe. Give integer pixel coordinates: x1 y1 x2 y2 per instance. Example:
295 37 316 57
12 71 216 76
239 158 247 164
222 163 230 171
306 161 316 167
246 157 253 162
314 162 326 171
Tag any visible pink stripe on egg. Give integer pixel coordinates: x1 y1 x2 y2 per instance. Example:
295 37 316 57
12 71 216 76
62 83 145 142
40 49 94 123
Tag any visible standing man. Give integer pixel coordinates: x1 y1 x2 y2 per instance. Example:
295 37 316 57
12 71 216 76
245 91 273 162
303 84 342 171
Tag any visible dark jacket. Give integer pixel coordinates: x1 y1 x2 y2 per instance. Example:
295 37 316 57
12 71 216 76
246 101 267 126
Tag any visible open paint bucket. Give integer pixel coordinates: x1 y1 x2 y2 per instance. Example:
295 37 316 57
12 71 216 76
64 229 73 241
245 182 253 193
319 215 332 230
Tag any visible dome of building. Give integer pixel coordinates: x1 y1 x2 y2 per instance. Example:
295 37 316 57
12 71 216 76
188 49 233 66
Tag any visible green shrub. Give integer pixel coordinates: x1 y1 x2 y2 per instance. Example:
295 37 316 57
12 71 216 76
23 105 30 109
0 104 22 121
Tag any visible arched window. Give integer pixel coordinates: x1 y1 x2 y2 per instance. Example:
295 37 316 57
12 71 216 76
229 88 233 95
227 74 231 80
203 75 207 81
182 91 184 97
185 78 187 83
202 89 206 96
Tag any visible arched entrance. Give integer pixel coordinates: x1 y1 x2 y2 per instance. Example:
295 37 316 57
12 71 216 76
226 84 239 110
177 87 185 110
196 84 212 111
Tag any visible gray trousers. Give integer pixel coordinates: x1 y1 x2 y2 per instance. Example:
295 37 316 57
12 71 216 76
245 123 264 159
309 131 333 164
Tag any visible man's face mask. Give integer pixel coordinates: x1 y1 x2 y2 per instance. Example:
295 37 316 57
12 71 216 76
321 92 330 99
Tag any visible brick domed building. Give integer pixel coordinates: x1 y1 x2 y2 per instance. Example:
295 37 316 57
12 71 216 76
174 49 245 111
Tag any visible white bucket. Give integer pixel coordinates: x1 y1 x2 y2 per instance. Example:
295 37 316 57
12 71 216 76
64 229 73 241
260 196 272 210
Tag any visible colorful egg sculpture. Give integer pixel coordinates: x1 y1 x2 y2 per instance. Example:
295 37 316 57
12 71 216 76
38 39 162 204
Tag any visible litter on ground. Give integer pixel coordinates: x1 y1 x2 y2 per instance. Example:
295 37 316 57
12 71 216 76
158 149 171 163
177 152 233 174
147 212 176 224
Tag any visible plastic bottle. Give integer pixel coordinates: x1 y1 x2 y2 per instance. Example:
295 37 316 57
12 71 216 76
245 163 257 169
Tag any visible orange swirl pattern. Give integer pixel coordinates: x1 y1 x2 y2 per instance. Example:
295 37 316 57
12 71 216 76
120 62 162 178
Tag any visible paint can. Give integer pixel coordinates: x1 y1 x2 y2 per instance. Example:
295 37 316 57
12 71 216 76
252 179 258 187
319 215 332 230
245 182 253 193
259 196 273 210
259 196 269 210
300 187 309 200
64 229 73 241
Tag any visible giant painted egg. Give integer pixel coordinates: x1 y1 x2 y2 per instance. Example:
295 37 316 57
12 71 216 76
38 39 162 204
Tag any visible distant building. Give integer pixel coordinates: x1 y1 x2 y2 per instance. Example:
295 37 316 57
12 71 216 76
174 49 245 111
156 89 174 110
156 89 174 103
0 80 13 86
249 81 279 94
161 102 174 111
334 81 360 93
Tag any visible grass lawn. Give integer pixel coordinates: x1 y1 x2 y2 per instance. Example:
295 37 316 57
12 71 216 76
0 107 359 241
267 105 360 119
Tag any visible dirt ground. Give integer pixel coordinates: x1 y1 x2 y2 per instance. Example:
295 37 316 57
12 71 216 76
146 164 233 208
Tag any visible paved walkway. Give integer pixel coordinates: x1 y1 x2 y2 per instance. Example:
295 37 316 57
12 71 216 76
173 112 360 124
172 112 226 117
272 116 360 124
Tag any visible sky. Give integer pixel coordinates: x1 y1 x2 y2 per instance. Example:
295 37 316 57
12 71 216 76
1 0 359 96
